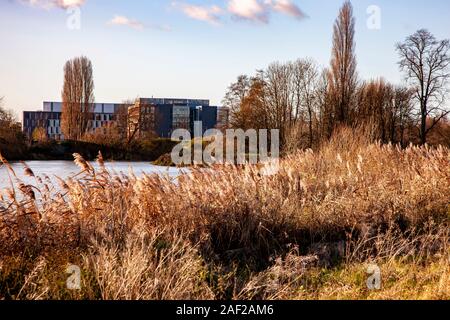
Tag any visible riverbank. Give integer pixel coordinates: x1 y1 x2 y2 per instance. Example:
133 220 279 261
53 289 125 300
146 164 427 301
9 139 178 162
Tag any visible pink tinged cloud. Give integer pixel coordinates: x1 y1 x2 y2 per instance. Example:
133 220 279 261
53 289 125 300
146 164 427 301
172 2 223 26
108 15 145 30
56 0 85 8
266 0 307 20
228 0 269 24
108 15 171 32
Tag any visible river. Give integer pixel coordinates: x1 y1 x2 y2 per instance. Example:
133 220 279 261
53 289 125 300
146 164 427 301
0 160 186 190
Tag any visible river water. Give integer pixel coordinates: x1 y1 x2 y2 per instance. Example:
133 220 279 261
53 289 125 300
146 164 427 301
0 161 186 190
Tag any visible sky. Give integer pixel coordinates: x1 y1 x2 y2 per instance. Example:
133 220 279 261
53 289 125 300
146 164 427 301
1 0 449 119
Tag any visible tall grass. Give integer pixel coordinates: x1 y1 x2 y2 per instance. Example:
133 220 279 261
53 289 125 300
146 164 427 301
0 128 449 300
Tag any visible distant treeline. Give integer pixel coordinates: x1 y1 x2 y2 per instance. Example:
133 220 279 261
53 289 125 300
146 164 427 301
223 2 450 152
0 137 177 162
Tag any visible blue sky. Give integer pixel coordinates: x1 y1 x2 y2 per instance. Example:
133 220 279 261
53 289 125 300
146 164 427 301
1 0 449 118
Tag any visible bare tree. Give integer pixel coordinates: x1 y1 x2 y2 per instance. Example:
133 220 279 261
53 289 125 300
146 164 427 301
396 29 450 144
392 86 415 146
355 79 415 145
0 98 16 125
356 79 393 143
264 62 295 147
316 69 334 141
328 0 358 126
224 61 324 151
292 59 319 148
61 56 95 140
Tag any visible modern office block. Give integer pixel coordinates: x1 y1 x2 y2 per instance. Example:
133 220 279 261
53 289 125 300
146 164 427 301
23 98 229 141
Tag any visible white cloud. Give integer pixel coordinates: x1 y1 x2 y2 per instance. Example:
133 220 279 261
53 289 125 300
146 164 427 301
19 0 86 9
228 0 269 24
108 15 145 30
172 2 223 26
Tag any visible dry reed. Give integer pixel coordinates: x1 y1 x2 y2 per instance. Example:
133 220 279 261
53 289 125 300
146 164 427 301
0 128 448 300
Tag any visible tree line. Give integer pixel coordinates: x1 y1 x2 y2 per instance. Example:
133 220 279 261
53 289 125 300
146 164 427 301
223 1 450 152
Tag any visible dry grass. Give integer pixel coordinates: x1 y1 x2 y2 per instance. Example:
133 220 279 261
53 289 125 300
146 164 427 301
0 128 449 300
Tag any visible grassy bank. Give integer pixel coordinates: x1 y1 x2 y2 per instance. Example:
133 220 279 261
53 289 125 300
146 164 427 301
0 129 448 300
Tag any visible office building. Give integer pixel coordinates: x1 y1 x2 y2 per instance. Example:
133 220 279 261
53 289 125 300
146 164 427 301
127 98 225 138
23 101 128 140
23 98 229 141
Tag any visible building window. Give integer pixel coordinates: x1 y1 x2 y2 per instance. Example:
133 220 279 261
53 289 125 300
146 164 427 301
172 106 190 130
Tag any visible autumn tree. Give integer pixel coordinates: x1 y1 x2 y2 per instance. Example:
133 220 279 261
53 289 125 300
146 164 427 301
115 99 134 145
0 98 27 159
61 56 95 140
32 127 48 143
222 75 251 128
328 1 358 126
396 29 450 144
240 74 268 130
83 122 122 146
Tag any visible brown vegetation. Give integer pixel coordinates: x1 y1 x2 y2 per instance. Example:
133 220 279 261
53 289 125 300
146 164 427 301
0 128 448 300
1 1 449 301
